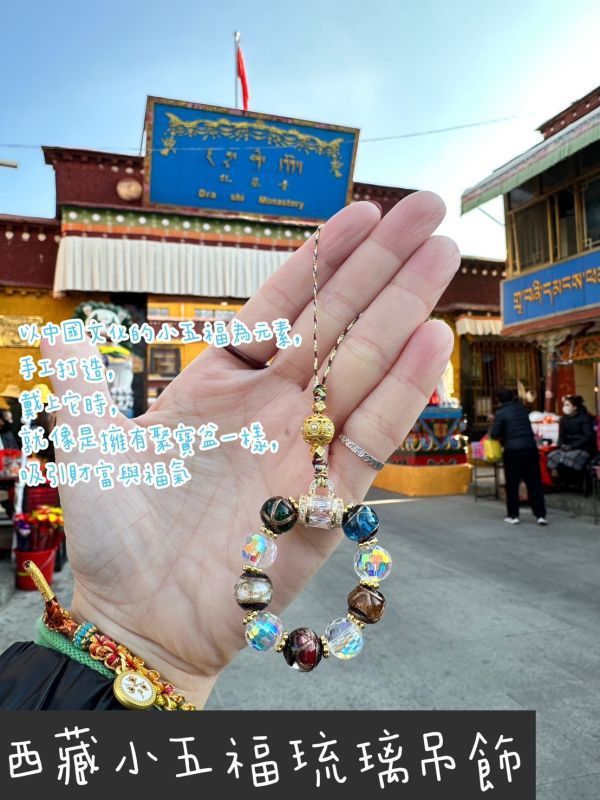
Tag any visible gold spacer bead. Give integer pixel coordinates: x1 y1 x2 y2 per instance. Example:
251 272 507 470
242 611 258 626
320 635 330 658
259 524 278 540
243 565 265 575
359 537 378 548
287 496 299 512
360 578 381 590
274 632 289 653
346 612 366 629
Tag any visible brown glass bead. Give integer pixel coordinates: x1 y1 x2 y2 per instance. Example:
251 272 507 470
234 572 273 611
347 584 386 624
282 627 323 672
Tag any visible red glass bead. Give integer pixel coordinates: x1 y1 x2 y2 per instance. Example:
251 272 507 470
282 627 323 672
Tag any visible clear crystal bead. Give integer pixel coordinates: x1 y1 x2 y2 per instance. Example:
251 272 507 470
325 617 363 659
241 532 277 569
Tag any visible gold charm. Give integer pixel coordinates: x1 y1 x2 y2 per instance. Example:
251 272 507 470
302 413 335 452
113 669 157 710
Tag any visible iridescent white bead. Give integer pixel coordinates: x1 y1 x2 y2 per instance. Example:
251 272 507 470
324 617 364 659
241 531 277 569
245 612 283 651
354 544 392 582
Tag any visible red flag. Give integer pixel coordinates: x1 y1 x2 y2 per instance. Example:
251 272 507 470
236 45 250 111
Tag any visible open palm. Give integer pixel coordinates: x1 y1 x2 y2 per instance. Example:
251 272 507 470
42 192 460 707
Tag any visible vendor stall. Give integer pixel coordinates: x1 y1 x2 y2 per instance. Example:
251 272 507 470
373 406 472 497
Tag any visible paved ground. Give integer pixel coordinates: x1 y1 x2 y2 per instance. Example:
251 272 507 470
1 490 599 798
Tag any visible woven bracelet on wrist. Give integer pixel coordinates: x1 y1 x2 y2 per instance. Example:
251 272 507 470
24 560 197 711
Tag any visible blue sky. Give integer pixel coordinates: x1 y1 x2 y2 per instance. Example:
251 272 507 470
1 0 599 258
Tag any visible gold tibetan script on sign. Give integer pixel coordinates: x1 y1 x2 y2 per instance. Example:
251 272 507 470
161 114 345 178
0 315 43 347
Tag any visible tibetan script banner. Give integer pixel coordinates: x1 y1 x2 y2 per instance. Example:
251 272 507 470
502 250 600 329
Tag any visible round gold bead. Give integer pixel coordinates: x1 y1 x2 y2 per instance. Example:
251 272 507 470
302 413 335 447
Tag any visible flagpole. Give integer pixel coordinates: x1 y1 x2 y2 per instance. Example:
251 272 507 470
234 31 240 109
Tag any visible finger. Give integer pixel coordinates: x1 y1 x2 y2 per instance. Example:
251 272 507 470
323 234 460 424
212 200 381 368
270 190 447 386
330 319 454 499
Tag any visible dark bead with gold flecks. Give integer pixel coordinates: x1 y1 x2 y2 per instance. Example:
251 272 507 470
260 496 298 534
347 584 386 624
234 572 273 611
282 627 323 672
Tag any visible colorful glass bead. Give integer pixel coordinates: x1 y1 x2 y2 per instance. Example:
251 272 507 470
241 531 277 569
324 617 363 660
342 504 379 543
234 572 273 611
245 612 283 651
260 496 298 534
347 584 386 624
282 627 323 672
354 544 392 581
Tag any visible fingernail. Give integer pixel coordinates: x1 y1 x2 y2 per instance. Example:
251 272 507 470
367 200 382 213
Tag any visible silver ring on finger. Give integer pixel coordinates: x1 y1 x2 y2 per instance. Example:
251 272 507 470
339 434 385 471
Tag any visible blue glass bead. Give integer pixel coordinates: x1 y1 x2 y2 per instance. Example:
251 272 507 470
245 612 283 651
325 617 364 659
342 504 379 543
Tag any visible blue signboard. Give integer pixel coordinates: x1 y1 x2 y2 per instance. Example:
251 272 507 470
502 249 600 329
143 97 359 223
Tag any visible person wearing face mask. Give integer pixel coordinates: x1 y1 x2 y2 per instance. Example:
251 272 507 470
490 387 548 525
547 395 597 489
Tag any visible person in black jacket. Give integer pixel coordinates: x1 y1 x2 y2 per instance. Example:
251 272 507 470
547 395 597 488
490 388 547 525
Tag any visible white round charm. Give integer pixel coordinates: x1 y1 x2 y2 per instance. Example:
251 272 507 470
113 669 157 710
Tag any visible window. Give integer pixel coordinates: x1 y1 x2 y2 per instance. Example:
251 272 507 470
583 176 600 249
513 201 550 269
579 140 600 172
541 157 574 191
509 179 537 210
552 189 577 260
149 307 169 317
149 347 180 377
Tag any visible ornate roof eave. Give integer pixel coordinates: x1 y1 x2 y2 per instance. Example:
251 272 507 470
43 145 141 169
0 213 60 231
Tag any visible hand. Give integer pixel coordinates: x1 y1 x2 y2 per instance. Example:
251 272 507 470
41 192 460 708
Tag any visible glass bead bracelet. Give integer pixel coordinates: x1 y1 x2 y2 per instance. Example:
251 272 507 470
235 495 392 672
